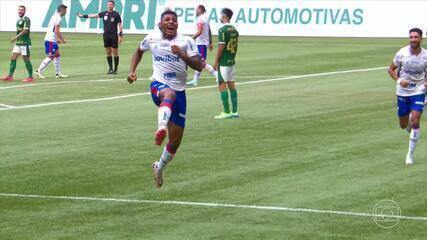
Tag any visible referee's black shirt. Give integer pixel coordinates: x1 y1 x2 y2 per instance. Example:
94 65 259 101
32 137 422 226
98 11 122 34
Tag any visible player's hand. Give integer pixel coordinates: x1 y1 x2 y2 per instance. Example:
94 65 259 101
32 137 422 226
208 44 213 51
127 73 137 84
118 36 123 44
213 62 218 71
57 39 63 44
62 39 67 44
399 79 409 87
171 45 184 57
10 37 16 43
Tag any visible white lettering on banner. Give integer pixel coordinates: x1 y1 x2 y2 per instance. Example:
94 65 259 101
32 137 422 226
0 0 426 37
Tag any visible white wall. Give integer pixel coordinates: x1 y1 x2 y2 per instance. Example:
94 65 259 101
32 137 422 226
1 0 427 37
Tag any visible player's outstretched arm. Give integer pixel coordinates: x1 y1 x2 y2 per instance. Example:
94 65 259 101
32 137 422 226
77 13 99 18
128 47 144 84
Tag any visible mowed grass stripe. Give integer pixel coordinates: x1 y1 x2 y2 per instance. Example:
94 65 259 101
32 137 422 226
0 66 386 111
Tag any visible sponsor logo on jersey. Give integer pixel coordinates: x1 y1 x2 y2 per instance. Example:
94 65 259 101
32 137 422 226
154 55 180 62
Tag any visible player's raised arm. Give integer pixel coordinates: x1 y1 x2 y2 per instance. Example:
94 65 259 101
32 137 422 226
77 13 99 18
127 47 144 84
171 44 203 72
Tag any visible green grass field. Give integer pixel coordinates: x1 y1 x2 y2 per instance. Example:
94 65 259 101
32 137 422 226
0 32 426 239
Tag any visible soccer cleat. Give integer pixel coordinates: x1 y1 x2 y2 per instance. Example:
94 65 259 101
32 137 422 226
56 73 68 78
152 161 163 188
0 75 13 81
22 77 34 83
186 79 198 86
155 128 167 146
405 152 414 165
230 112 239 118
112 70 118 75
107 69 114 74
214 112 232 119
35 70 46 79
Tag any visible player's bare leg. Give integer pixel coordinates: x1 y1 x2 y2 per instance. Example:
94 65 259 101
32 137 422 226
1 53 20 81
106 47 113 74
153 121 183 188
405 111 422 165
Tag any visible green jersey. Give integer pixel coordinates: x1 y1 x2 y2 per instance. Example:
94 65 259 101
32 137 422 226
16 16 31 46
218 24 239 66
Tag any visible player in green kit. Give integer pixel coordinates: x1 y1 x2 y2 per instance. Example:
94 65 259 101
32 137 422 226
213 8 239 119
1 5 34 83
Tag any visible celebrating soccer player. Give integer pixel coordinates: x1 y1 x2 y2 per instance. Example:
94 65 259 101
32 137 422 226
36 4 68 79
127 10 202 188
77 0 123 74
213 8 239 119
388 28 427 165
0 5 34 83
186 5 217 86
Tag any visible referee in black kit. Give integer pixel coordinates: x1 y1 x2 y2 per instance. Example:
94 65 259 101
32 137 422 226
77 0 123 74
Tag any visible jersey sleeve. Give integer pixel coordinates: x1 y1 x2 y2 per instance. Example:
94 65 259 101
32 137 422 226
186 37 198 57
23 17 30 29
54 15 62 26
218 28 226 44
139 35 151 52
98 11 106 17
393 52 402 68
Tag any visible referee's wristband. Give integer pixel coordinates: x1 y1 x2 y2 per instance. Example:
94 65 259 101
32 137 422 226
119 32 123 37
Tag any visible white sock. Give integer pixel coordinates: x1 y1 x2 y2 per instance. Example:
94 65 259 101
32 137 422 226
54 57 61 74
409 128 420 154
193 71 201 82
205 63 217 77
158 106 172 130
158 145 174 170
38 57 52 73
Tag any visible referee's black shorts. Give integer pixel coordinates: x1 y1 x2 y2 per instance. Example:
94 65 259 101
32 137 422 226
103 33 118 49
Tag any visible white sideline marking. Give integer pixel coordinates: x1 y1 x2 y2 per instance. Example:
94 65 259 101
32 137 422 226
0 103 16 109
0 76 287 91
0 66 387 111
1 193 426 221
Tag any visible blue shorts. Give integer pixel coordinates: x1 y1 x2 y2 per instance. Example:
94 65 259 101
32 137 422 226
44 41 59 55
197 45 207 61
397 94 425 117
150 81 187 128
